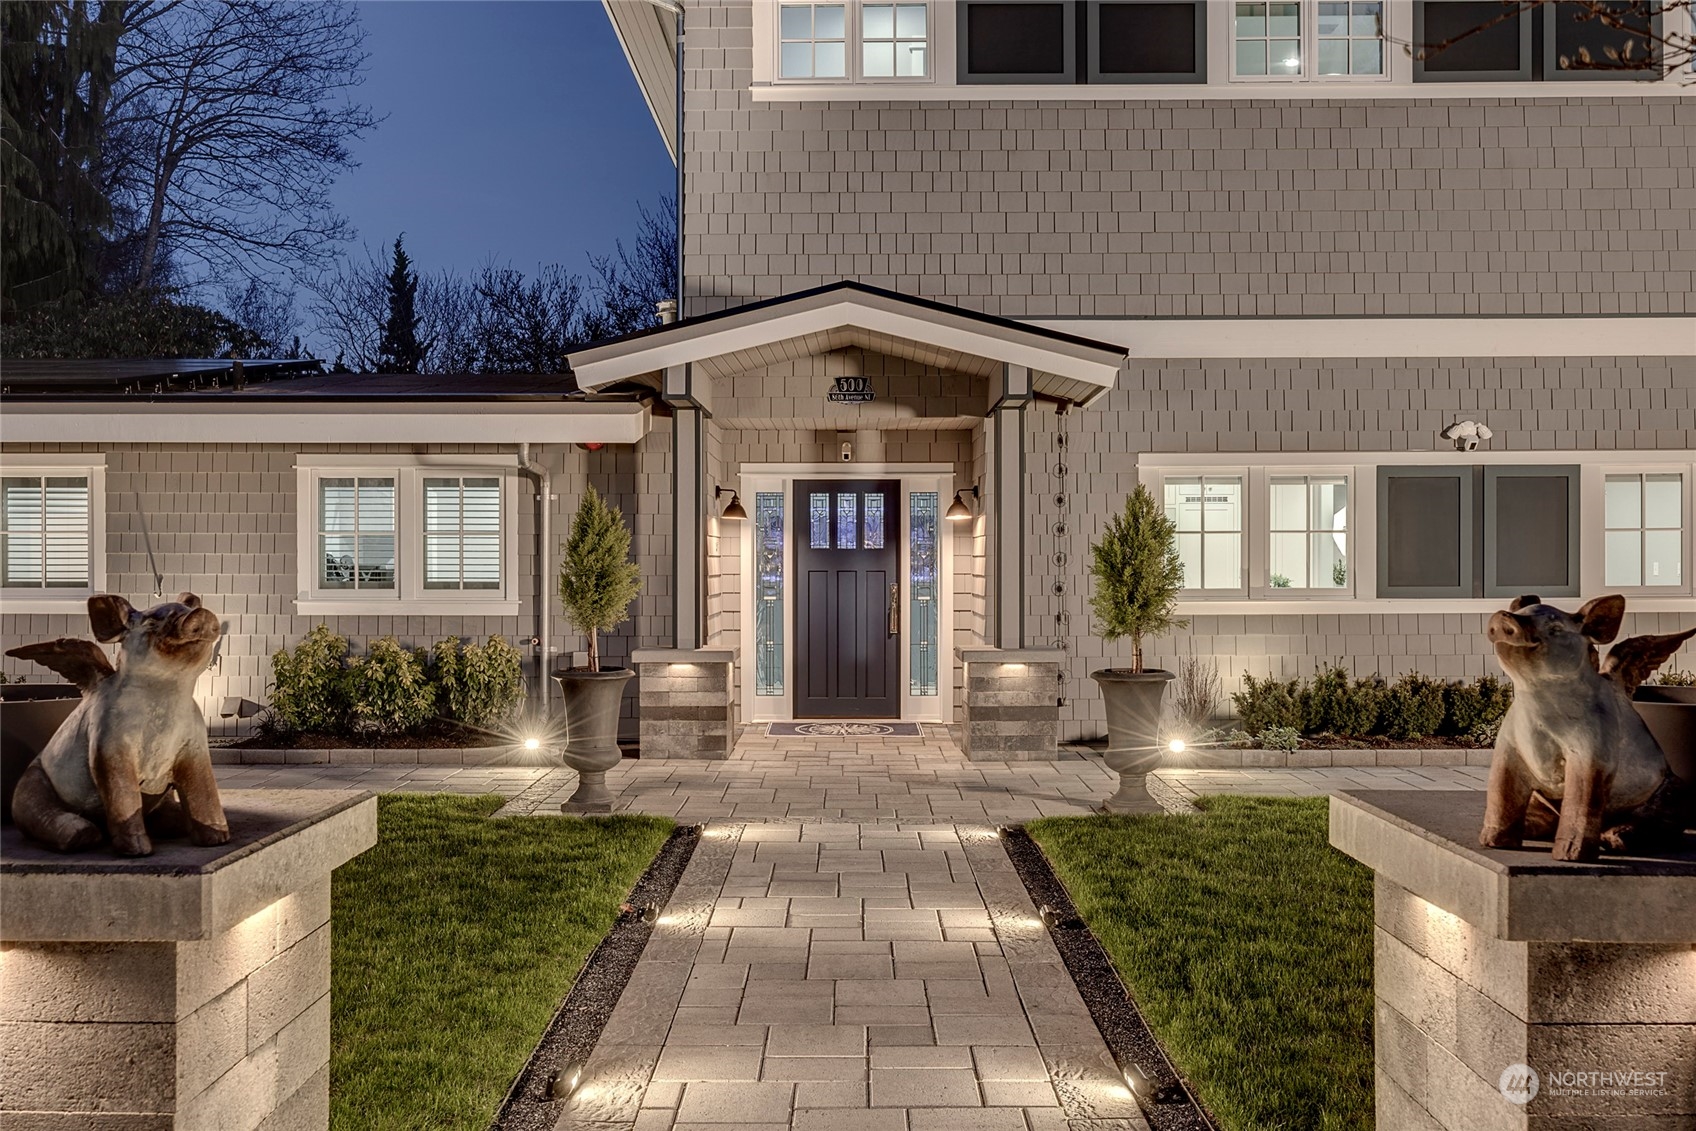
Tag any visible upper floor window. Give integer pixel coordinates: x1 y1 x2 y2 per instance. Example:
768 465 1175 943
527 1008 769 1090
781 3 848 79
1233 0 1386 78
863 4 929 76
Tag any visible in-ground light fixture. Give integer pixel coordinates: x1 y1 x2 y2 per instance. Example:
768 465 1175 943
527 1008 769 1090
524 736 542 752
547 1061 584 1100
1167 738 1186 754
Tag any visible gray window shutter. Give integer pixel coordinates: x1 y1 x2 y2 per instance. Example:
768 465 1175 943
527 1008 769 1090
1484 465 1581 598
1378 467 1473 598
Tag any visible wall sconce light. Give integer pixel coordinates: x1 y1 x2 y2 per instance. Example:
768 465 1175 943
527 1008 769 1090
714 486 747 521
945 485 980 522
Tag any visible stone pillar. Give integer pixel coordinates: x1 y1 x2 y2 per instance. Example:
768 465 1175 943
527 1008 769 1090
633 648 736 759
1330 789 1696 1131
957 647 1062 761
1 789 377 1130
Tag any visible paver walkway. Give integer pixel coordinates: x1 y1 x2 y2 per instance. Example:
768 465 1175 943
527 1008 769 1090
211 733 1488 1131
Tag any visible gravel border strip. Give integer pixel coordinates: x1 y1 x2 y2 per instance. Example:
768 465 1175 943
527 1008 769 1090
489 822 702 1131
1001 825 1218 1131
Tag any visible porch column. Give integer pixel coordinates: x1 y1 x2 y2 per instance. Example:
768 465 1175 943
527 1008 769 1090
665 363 706 650
992 364 1031 649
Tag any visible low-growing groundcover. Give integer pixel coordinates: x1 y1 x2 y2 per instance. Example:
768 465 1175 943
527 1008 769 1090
1027 797 1373 1131
330 796 673 1128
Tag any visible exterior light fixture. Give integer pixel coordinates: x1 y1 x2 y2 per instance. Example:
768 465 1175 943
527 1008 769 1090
1167 738 1186 754
640 901 661 923
524 737 541 751
714 486 746 520
945 485 980 522
1119 1058 1185 1105
1038 903 1060 931
548 1061 585 1099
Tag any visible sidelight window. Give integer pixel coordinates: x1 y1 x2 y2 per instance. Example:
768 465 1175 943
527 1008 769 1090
910 491 939 696
755 492 786 695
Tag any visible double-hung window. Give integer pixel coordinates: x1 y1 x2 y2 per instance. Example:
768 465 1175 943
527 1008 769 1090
780 3 848 78
1605 472 1687 591
1232 0 1386 79
862 4 929 76
1164 474 1245 593
297 459 514 613
0 459 104 605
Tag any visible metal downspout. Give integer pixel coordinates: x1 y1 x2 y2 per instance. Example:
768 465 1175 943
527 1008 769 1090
674 1 685 318
519 443 551 710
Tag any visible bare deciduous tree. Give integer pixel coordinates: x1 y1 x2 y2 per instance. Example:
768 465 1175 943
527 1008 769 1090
221 276 294 356
308 242 475 374
581 195 678 340
104 0 377 289
1407 1 1691 77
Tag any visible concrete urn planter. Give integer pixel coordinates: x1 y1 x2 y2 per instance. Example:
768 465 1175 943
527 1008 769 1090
1090 668 1174 814
1 685 81 825
1633 685 1695 784
553 667 634 813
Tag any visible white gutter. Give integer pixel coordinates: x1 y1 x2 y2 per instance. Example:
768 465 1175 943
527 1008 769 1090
0 400 650 445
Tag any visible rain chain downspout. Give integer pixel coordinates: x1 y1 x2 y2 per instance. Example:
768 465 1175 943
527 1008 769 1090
519 443 552 710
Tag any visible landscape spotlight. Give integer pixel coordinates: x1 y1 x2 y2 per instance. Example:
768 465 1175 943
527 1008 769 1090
547 1061 584 1099
1038 903 1060 931
1122 1062 1154 1098
524 737 542 752
1167 738 1186 754
640 901 661 923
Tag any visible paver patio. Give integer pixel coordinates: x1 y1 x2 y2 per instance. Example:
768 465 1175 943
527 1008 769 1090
212 732 1487 1130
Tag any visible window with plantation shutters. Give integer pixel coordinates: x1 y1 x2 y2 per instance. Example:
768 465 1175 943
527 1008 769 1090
423 477 502 590
2 475 92 589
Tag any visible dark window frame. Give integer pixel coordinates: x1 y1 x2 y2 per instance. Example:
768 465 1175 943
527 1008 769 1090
956 0 1078 84
1413 1 1534 82
1483 465 1582 598
1543 0 1663 81
1086 0 1207 83
1376 465 1475 599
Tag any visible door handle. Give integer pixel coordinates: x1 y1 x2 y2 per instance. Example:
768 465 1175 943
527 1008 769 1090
888 582 899 636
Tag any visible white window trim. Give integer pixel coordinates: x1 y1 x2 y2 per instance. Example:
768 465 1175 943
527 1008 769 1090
1157 468 1250 598
1223 0 1396 84
1590 463 1693 599
762 0 944 85
1253 466 1357 598
0 454 107 613
1141 451 1696 615
294 455 519 616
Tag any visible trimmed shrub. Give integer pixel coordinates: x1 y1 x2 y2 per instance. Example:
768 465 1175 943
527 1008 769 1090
1445 675 1513 737
267 624 351 735
433 635 525 729
1234 674 1304 735
1259 725 1301 752
1381 674 1447 740
1300 664 1384 736
346 638 436 737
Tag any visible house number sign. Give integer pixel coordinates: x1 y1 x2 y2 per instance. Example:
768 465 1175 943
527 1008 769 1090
827 376 875 404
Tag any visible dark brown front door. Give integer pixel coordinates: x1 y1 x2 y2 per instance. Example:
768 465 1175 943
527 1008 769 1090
795 479 900 718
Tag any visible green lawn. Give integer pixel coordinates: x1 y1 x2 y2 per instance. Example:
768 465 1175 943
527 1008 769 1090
330 795 673 1130
1027 796 1373 1131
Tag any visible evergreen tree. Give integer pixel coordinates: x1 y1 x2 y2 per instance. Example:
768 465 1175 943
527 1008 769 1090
557 486 641 673
375 235 426 373
1089 484 1187 673
1 0 125 313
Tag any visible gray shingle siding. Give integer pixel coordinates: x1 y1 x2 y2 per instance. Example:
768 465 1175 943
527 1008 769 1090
679 1 1694 317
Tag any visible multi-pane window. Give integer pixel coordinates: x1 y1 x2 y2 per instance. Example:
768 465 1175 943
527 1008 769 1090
1 475 91 590
1606 473 1685 589
779 3 848 78
1269 476 1349 590
1316 1 1383 75
836 492 859 549
319 477 396 590
1165 475 1244 591
754 492 785 696
810 492 831 548
1234 2 1303 76
910 492 939 696
862 3 928 76
423 477 502 590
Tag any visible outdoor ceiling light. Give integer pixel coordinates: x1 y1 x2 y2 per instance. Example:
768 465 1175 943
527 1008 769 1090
945 485 980 522
714 486 747 521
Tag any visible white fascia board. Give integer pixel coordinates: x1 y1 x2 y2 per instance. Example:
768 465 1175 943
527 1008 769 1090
572 300 1127 390
0 401 650 445
1026 316 1696 360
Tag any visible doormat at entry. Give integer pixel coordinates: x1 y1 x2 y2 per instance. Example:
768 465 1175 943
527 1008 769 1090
767 721 924 738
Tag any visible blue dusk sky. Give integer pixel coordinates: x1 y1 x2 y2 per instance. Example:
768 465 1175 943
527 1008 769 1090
332 0 674 280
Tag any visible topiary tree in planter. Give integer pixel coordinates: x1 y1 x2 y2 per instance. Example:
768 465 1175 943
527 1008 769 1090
1088 485 1189 813
553 486 643 812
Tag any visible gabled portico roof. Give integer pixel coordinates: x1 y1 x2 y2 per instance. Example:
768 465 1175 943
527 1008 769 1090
566 282 1128 407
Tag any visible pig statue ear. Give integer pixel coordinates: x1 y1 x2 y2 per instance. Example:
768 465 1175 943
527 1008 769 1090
176 592 202 609
88 594 137 643
1576 595 1627 644
1509 594 1542 612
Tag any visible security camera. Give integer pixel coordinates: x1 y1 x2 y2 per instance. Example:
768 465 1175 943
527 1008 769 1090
840 440 853 462
1440 420 1492 452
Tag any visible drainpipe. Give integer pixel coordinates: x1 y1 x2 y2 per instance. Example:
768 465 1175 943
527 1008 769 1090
674 1 685 318
519 443 552 710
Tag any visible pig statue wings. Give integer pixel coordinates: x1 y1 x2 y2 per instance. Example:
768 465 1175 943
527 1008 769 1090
1481 594 1695 863
6 593 228 856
